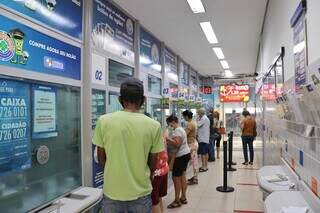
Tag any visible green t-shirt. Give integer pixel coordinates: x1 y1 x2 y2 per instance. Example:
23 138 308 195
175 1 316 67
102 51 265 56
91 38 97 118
93 111 164 201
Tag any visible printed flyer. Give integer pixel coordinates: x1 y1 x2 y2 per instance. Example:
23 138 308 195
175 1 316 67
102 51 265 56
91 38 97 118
0 79 31 174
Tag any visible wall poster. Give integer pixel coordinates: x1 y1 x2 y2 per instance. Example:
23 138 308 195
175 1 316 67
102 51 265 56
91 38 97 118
0 0 83 40
290 0 307 88
32 84 57 139
140 27 161 72
91 89 106 189
0 79 31 175
0 14 81 80
92 0 134 62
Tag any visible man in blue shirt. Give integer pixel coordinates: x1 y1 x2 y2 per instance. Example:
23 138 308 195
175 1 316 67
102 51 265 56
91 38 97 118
197 108 210 172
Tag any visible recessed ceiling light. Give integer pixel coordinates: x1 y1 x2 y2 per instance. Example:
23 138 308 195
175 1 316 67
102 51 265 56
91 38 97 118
200 22 218 44
220 60 229 69
186 0 205 13
225 70 233 77
213 47 225 60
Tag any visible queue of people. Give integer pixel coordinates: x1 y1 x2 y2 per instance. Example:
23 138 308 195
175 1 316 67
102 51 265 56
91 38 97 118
93 78 257 212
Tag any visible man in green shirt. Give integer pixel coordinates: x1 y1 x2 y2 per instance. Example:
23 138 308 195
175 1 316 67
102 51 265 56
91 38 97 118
93 78 164 213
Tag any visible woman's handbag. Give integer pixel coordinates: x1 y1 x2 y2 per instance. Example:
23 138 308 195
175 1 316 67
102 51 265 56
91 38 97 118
217 127 226 135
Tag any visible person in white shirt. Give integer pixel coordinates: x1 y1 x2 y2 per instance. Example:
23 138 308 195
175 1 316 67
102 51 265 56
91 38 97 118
196 108 210 172
166 115 191 209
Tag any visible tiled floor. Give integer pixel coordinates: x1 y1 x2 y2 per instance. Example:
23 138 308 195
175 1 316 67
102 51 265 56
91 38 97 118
163 141 264 213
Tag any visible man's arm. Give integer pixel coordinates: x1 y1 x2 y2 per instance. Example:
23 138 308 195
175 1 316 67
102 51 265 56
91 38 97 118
149 125 165 179
97 147 106 168
148 153 159 180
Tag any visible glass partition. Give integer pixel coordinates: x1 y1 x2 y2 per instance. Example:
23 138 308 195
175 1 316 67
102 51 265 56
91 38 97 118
109 60 134 87
148 75 161 95
148 98 162 124
108 92 123 113
0 76 81 213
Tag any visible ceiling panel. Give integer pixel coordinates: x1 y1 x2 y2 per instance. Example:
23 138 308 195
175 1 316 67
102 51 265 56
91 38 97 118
114 0 268 76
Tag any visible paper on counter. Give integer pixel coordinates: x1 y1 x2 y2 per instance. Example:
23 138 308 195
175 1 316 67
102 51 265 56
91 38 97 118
282 206 309 213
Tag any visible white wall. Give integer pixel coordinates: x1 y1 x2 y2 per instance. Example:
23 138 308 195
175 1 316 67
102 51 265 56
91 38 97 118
258 0 320 81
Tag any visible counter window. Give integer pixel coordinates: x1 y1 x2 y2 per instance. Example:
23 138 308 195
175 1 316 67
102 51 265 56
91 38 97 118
0 76 81 213
109 60 134 87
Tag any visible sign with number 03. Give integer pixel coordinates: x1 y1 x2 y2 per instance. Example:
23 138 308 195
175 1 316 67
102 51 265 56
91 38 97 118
92 53 106 85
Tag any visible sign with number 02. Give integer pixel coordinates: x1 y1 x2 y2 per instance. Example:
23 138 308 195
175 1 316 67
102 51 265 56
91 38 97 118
92 54 106 85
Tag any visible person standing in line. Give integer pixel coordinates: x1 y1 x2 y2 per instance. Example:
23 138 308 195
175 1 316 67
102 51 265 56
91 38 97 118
197 108 210 172
166 115 191 209
182 110 199 185
207 109 216 162
144 112 169 213
240 110 257 166
213 111 223 159
93 78 164 213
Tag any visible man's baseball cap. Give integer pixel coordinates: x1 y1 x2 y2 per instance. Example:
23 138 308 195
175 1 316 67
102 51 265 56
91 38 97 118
120 77 144 98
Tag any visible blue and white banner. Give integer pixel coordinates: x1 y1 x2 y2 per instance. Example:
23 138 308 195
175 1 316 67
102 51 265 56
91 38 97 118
180 61 189 86
165 48 178 82
0 79 31 175
32 84 57 139
0 14 81 80
92 0 134 62
291 0 307 88
0 0 83 40
91 89 105 189
140 28 162 72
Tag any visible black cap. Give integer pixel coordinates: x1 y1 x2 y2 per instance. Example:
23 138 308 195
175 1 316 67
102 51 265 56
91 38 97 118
120 77 144 98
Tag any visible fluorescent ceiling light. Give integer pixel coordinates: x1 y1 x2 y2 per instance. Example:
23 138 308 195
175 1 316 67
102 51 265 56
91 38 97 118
200 22 218 44
225 70 233 77
186 0 205 13
213 47 225 59
220 60 229 69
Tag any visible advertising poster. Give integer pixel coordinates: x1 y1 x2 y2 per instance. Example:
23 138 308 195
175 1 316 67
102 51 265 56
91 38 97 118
260 84 283 101
170 83 178 99
220 84 250 103
0 15 81 80
165 48 178 82
290 0 307 88
92 0 134 62
91 90 106 189
0 0 83 40
180 62 189 86
140 28 161 72
32 85 57 139
190 68 197 90
0 79 31 174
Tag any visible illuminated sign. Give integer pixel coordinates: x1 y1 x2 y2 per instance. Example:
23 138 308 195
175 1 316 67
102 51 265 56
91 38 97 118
200 86 212 94
220 84 250 102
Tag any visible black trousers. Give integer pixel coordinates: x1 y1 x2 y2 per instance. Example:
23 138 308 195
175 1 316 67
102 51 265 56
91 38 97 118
241 136 254 162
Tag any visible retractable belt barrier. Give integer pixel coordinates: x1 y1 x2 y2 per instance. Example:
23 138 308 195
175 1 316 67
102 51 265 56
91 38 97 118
227 131 237 172
216 133 235 193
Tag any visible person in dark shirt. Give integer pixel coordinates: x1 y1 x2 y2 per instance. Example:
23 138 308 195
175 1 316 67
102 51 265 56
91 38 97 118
207 109 216 162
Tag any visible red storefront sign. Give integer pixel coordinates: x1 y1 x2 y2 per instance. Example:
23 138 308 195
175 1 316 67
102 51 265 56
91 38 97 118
220 84 250 102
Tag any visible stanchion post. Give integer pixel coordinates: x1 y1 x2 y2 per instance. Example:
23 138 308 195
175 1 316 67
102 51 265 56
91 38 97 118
227 132 237 172
216 140 234 193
